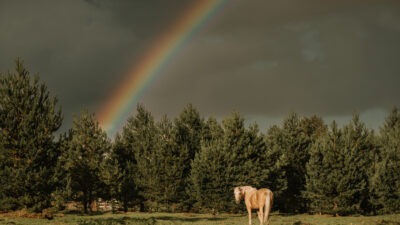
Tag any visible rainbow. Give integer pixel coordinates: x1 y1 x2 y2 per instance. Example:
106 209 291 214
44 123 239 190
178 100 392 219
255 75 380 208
98 0 227 136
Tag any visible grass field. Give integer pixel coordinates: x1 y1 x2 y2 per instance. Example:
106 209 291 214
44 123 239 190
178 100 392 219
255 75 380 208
0 212 399 225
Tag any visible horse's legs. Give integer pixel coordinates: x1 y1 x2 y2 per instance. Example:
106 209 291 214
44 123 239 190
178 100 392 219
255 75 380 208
247 207 252 225
258 208 264 225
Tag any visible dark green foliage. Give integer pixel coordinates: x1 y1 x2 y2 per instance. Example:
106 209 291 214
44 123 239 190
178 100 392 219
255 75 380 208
1 60 400 215
305 115 376 215
188 117 228 212
119 105 158 211
115 105 200 212
201 117 223 143
305 121 345 214
0 59 62 211
173 104 203 208
52 132 71 210
189 113 269 212
58 110 111 213
263 125 289 204
154 115 186 210
220 113 268 188
190 136 234 212
174 104 203 163
112 133 138 212
371 108 400 214
266 113 318 213
336 115 375 214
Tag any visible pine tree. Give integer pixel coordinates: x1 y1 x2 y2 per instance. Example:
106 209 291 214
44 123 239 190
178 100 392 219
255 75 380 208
263 113 326 213
301 115 327 141
52 132 72 210
189 113 268 212
201 117 223 143
119 104 159 210
189 116 233 212
267 113 311 213
155 115 185 211
221 113 269 187
305 115 376 215
174 104 203 161
190 136 234 212
371 107 400 213
173 104 203 208
305 121 344 214
264 125 289 207
336 114 375 215
59 110 111 213
0 59 62 211
112 133 138 212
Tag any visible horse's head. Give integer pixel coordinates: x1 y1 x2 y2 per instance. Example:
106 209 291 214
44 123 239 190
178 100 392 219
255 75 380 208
234 187 243 203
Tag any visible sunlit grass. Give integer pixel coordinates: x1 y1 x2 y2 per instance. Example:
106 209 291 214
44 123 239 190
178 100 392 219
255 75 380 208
0 212 399 225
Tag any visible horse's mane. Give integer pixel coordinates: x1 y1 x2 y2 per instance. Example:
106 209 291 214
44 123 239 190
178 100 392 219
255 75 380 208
240 186 257 193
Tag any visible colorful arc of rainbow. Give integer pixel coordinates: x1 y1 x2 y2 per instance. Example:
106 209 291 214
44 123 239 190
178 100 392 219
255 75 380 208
98 0 227 136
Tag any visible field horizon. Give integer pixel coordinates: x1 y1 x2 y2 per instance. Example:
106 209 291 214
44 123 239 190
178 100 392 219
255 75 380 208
1 211 400 225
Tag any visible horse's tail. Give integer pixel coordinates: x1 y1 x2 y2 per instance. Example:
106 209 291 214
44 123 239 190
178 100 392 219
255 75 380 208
263 189 273 224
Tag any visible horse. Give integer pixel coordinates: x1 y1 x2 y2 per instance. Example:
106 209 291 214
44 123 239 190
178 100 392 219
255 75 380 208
234 186 273 225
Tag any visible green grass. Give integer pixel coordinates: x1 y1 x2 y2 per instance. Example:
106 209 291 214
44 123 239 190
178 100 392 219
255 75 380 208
1 212 399 225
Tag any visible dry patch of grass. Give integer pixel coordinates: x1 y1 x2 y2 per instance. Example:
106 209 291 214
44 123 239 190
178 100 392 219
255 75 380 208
0 209 42 219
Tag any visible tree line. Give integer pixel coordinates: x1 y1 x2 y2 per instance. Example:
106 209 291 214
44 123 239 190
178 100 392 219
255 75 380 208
0 60 399 215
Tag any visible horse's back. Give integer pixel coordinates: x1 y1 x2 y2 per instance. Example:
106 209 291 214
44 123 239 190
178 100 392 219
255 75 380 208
258 188 271 193
257 189 273 207
257 188 271 200
246 189 267 209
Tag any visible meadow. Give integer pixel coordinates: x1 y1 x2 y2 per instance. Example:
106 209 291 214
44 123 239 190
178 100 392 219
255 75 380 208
1 212 399 225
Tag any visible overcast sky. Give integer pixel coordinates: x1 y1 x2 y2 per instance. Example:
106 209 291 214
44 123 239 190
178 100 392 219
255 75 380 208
1 0 400 134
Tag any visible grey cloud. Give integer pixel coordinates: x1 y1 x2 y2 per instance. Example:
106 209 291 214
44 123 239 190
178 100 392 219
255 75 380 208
1 0 399 133
0 0 139 127
300 30 324 62
142 1 400 122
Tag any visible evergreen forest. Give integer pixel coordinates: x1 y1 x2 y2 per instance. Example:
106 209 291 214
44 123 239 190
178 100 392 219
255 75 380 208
1 60 399 216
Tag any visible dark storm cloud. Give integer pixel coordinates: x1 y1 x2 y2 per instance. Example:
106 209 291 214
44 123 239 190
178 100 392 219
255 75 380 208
0 0 207 130
0 0 151 127
142 0 400 126
1 0 399 132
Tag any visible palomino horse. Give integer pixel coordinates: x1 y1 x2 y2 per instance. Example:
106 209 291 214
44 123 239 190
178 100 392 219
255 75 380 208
234 186 273 225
